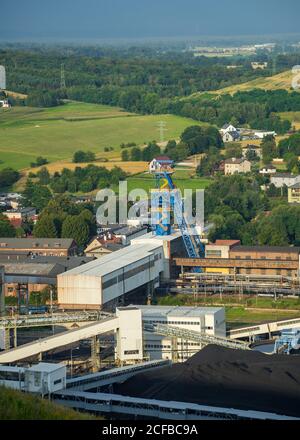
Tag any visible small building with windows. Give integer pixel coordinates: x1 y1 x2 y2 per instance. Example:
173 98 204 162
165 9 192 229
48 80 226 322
224 158 251 175
118 305 226 363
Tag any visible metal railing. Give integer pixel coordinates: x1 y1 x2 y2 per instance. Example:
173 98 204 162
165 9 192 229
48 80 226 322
145 323 250 350
0 311 112 329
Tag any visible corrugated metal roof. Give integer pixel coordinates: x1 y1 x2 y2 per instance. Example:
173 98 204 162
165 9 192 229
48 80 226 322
4 263 61 276
58 242 162 278
134 305 223 317
0 238 75 249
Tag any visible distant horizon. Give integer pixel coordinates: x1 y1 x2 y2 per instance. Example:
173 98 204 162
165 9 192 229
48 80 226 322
1 32 300 48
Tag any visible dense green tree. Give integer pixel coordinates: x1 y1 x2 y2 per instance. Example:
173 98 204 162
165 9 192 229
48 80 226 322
27 90 61 108
121 150 129 161
23 181 52 211
36 167 50 185
180 125 223 155
224 143 242 159
61 215 90 248
256 205 300 246
73 151 96 163
278 133 300 157
142 143 161 162
33 216 58 238
197 147 223 176
131 147 142 161
0 168 20 189
0 215 16 237
261 135 277 164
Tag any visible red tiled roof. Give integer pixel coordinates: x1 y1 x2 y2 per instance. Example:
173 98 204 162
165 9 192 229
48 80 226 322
154 156 173 162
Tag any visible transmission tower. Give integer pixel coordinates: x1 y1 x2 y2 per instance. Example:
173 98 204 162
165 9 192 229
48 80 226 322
157 121 168 144
60 63 66 89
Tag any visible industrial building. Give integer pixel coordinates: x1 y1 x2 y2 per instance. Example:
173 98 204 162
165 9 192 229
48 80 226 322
176 244 300 278
137 305 226 362
0 238 78 257
58 232 185 310
0 256 94 302
116 304 226 363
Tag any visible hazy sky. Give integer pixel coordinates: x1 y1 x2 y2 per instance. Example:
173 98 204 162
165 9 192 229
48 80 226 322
1 0 300 41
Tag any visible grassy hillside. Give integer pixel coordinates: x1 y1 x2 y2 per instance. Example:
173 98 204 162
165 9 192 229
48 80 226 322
0 386 97 420
0 101 204 170
188 70 296 99
278 111 300 130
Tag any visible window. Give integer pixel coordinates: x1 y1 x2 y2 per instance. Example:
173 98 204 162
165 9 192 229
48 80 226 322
261 269 266 275
54 378 62 386
124 350 139 355
206 250 222 257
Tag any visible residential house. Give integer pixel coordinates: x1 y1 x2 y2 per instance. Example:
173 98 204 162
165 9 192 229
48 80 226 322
224 158 251 175
220 124 237 135
3 207 37 228
222 130 240 143
259 164 277 175
149 156 174 173
84 235 124 258
288 182 300 204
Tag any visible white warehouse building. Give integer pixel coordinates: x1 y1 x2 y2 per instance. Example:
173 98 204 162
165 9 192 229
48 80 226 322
116 305 226 363
57 232 184 310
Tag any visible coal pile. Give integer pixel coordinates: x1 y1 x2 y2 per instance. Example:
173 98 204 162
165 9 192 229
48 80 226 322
114 345 300 417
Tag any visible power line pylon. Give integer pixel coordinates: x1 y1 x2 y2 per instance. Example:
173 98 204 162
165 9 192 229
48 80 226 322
60 63 66 89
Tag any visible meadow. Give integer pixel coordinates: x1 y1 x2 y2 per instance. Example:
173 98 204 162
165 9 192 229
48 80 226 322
278 111 300 130
188 69 296 99
124 173 212 195
0 101 203 170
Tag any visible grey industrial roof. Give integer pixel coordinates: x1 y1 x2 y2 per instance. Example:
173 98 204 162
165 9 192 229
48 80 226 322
58 242 162 278
0 254 94 268
0 238 75 249
114 225 148 237
133 305 223 317
4 263 63 277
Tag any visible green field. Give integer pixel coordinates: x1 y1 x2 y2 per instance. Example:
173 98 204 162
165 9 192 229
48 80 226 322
111 171 212 195
0 102 203 170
